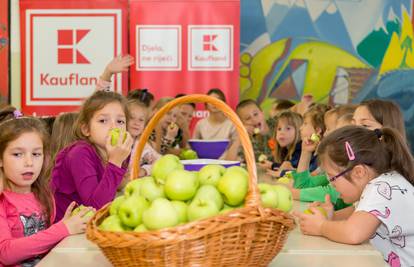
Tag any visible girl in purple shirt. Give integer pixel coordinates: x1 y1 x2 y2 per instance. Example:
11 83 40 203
51 91 133 221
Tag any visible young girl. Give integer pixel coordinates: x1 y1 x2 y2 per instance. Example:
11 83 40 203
127 99 160 177
261 110 303 177
193 89 237 157
0 117 91 266
51 91 133 221
295 125 414 266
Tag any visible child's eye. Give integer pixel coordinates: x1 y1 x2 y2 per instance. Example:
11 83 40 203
117 120 126 125
99 119 107 123
12 153 23 157
33 153 43 157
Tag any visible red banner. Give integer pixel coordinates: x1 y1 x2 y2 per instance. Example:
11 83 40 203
0 0 9 103
20 0 128 115
129 0 240 119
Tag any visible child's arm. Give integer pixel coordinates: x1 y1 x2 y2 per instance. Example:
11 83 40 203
296 138 318 173
96 55 134 91
293 171 328 188
0 202 88 265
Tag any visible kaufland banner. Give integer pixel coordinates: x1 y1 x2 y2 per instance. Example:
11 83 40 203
130 0 240 112
20 0 128 115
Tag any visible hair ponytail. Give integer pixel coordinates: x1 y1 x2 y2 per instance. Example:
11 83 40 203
381 128 414 185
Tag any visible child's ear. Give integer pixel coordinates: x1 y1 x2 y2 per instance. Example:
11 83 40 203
316 127 323 135
351 164 369 182
80 123 90 137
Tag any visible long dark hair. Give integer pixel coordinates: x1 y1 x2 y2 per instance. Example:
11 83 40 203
318 125 414 185
0 117 54 224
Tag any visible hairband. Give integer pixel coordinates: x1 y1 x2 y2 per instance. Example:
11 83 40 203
13 110 23 118
345 141 355 161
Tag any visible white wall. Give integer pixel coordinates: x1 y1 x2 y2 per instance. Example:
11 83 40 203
10 0 20 108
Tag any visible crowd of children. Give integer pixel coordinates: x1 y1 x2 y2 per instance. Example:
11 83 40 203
0 55 413 266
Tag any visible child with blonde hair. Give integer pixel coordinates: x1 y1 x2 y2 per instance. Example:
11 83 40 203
51 91 133 221
0 117 91 266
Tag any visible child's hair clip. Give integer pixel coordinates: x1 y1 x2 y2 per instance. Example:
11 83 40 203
13 110 23 118
345 141 355 161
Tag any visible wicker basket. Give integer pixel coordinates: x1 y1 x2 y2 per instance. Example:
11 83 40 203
86 94 296 267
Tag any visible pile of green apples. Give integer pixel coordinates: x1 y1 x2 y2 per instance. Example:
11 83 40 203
99 154 293 232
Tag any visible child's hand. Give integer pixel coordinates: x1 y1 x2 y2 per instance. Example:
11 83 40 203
105 55 134 75
266 168 282 178
106 131 133 167
258 159 273 169
62 202 95 235
244 124 256 136
166 123 179 140
308 194 334 220
302 137 319 153
293 207 326 236
279 161 293 171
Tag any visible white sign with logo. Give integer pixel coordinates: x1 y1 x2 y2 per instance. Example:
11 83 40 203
136 25 181 71
188 25 233 71
26 9 122 105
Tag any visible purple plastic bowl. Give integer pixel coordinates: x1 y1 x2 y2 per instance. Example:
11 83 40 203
181 159 240 172
188 139 230 159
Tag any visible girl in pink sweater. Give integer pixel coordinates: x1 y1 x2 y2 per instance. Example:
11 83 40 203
0 117 91 267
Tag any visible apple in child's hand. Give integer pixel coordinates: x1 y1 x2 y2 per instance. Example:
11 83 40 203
110 128 126 146
165 169 199 201
304 207 328 218
258 154 267 163
310 133 320 143
198 164 226 186
277 177 291 184
140 177 166 202
152 154 184 182
109 196 126 216
217 167 248 206
134 224 148 232
99 215 125 232
142 198 179 230
171 200 188 223
187 198 220 222
253 128 260 135
193 185 224 210
258 183 278 208
71 204 95 219
273 185 293 212
118 195 149 228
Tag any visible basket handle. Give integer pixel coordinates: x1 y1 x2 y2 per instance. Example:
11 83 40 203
130 94 260 208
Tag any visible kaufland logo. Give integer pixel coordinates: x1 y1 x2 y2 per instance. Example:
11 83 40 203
57 29 91 64
26 9 122 106
189 25 233 71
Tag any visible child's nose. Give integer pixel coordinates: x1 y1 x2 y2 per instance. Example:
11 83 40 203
25 155 33 166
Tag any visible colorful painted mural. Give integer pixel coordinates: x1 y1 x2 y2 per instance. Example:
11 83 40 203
241 0 414 150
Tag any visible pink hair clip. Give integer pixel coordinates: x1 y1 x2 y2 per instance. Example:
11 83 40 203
13 110 23 118
345 141 355 161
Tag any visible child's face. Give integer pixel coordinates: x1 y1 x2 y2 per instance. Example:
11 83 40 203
321 156 367 204
300 116 317 140
128 104 148 139
0 132 44 193
179 104 195 125
276 118 296 148
352 106 382 130
82 101 127 150
324 112 337 136
238 104 265 133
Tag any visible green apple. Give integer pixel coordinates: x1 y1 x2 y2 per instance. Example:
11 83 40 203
188 198 220 222
304 207 328 218
273 185 293 212
277 177 291 184
110 128 126 146
109 196 126 216
118 195 149 228
258 183 279 208
164 169 199 201
258 154 267 163
217 169 248 206
99 215 125 232
224 166 249 177
134 224 148 232
193 185 223 210
152 154 184 182
179 149 198 160
142 198 179 230
140 177 165 202
124 177 150 197
198 164 226 186
71 204 95 219
171 200 188 223
310 133 320 143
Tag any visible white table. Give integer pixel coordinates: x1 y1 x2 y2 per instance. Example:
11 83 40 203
38 201 386 267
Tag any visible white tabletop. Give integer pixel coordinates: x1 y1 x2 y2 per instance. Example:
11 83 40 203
38 200 386 267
